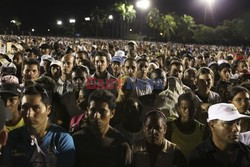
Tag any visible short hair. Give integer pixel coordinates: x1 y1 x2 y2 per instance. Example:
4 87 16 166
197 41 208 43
144 110 167 125
228 86 249 101
177 92 196 106
196 67 214 79
183 67 197 79
218 63 231 72
95 51 110 63
124 57 136 64
22 58 40 72
72 65 90 76
22 84 51 106
137 58 148 64
88 89 116 110
170 60 183 68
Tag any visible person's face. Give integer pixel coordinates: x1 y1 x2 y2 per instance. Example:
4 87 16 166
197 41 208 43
21 95 51 129
197 74 213 92
220 67 232 82
150 72 167 90
71 71 88 90
23 64 40 82
111 61 122 74
87 101 114 131
210 119 241 144
137 61 149 78
178 100 196 123
182 57 191 68
124 60 137 77
210 65 218 75
43 60 51 72
148 63 158 75
128 44 136 51
237 62 248 73
231 91 250 114
144 116 166 145
169 64 183 79
50 65 61 78
95 56 108 73
1 93 20 114
13 54 22 65
217 86 230 103
76 53 88 65
41 48 50 55
62 55 74 74
183 71 196 87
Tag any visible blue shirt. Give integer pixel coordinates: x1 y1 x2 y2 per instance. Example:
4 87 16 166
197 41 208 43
3 124 75 167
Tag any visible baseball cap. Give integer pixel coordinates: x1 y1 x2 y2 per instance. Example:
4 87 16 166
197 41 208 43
0 62 17 76
207 103 250 122
0 83 22 97
208 61 217 68
114 50 125 57
112 56 125 64
0 75 19 84
50 60 62 68
41 55 54 62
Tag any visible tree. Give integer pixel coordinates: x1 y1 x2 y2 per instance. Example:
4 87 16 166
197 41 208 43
146 8 161 38
90 7 108 37
177 14 196 42
193 24 214 43
159 14 177 41
114 2 136 38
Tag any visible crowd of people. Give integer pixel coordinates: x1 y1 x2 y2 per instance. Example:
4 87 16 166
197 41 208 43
0 35 249 167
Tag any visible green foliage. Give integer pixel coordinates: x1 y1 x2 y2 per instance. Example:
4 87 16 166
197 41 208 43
159 14 177 40
146 8 161 30
193 24 214 43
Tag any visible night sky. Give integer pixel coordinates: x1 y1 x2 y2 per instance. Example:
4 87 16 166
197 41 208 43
1 0 250 33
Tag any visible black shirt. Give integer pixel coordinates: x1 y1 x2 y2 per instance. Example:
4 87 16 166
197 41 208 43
189 137 250 167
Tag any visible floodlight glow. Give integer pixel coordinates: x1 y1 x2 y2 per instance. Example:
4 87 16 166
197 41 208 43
69 19 76 23
85 17 90 21
202 0 214 6
136 0 150 10
129 29 132 32
160 32 163 36
31 29 35 32
48 29 50 32
108 15 113 20
57 20 62 25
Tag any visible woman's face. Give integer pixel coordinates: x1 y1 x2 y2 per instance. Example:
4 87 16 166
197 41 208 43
231 91 250 114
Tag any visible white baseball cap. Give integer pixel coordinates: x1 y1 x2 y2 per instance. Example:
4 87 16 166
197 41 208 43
207 103 250 122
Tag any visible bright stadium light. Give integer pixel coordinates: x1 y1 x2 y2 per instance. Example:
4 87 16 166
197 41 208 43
10 20 16 24
201 0 215 6
136 0 150 10
48 29 50 32
85 17 90 21
31 29 35 32
108 15 113 20
69 19 76 23
57 20 62 25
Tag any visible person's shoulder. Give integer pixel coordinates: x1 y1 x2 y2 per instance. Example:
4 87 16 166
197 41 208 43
8 126 27 138
107 126 128 142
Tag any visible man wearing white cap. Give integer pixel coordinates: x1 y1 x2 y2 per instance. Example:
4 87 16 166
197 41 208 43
189 103 250 167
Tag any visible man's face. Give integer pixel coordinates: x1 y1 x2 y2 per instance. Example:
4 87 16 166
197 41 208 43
87 101 114 131
144 116 166 145
237 61 248 73
197 74 213 92
169 64 183 79
21 95 50 129
178 100 196 123
76 53 88 65
13 54 22 65
150 72 167 90
43 60 51 72
95 56 108 74
231 91 250 114
62 55 74 74
50 65 61 78
137 61 149 78
111 61 122 74
220 67 231 82
23 64 40 82
210 119 241 144
124 60 137 77
71 71 88 90
1 93 20 114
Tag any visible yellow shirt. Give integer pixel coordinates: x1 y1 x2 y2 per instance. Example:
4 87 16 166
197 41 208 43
6 118 25 132
171 120 205 159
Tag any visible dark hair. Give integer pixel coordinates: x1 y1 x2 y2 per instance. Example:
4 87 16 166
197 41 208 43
170 60 183 68
124 57 136 64
95 51 110 63
150 68 166 78
22 84 51 106
196 67 214 79
72 65 90 76
228 86 249 101
123 98 143 114
22 58 40 72
218 63 231 72
88 89 116 110
144 110 167 125
177 92 196 106
137 58 148 64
